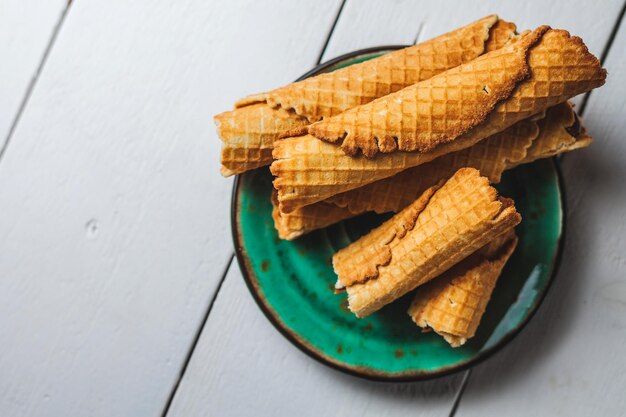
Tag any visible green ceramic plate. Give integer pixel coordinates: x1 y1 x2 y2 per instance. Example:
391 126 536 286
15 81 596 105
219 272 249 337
231 47 565 381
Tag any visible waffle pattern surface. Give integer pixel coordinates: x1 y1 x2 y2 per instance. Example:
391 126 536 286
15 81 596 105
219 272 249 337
333 168 521 317
309 27 606 157
408 230 518 347
216 16 518 176
239 16 515 122
216 104 308 176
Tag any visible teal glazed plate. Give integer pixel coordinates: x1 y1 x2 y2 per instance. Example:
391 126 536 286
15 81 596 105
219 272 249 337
231 47 565 381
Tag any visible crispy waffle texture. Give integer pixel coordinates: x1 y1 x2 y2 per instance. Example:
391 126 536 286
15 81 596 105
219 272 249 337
308 27 606 157
408 230 518 347
273 102 590 239
216 104 308 176
271 191 355 240
513 101 592 166
273 33 603 211
271 132 479 213
238 15 516 122
333 168 521 317
215 16 519 176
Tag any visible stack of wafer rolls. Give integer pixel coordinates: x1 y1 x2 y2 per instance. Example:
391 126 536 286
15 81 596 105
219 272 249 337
272 27 606 213
215 16 607 347
271 102 592 240
216 15 519 176
333 168 521 318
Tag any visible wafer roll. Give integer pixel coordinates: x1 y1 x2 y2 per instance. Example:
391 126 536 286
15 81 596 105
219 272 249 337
511 101 592 166
273 115 534 239
273 36 603 213
333 168 521 318
216 16 518 176
271 191 355 240
239 15 516 122
408 230 518 347
216 104 308 176
309 27 606 157
273 102 590 238
327 116 537 214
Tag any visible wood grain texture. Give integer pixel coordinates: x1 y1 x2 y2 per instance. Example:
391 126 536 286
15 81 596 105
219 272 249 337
455 15 626 417
167 265 464 417
0 0 67 140
0 1 341 416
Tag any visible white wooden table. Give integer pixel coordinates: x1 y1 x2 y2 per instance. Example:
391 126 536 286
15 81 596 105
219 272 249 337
2 1 625 416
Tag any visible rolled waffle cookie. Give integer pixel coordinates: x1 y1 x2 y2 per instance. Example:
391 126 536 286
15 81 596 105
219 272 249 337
273 41 602 212
333 168 521 318
216 16 518 176
216 104 308 176
273 115 534 239
271 191 355 240
407 230 518 347
511 102 592 166
308 27 606 157
274 102 590 239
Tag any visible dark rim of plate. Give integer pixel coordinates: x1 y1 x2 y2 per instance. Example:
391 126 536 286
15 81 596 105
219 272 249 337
230 45 567 382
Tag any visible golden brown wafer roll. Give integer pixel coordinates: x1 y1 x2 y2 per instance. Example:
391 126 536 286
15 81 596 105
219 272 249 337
271 191 355 240
511 102 592 166
308 27 606 157
216 104 308 176
273 32 604 211
216 16 519 176
273 102 591 239
240 15 516 122
272 116 533 239
408 230 518 347
272 131 478 213
333 168 521 317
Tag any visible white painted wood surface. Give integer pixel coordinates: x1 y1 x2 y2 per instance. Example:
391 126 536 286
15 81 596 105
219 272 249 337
455 20 626 417
321 0 424 61
0 0 67 141
0 0 624 416
0 0 340 416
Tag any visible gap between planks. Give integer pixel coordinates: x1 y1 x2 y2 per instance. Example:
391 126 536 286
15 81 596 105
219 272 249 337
577 0 626 116
159 2 347 415
0 1 73 163
450 3 626 415
159 253 234 417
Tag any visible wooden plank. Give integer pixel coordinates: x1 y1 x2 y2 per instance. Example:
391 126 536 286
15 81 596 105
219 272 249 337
321 0 424 60
0 0 67 140
169 1 472 415
167 265 464 417
455 12 626 417
0 1 341 416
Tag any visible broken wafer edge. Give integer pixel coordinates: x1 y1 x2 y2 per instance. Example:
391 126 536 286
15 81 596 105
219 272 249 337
332 168 521 318
407 230 518 347
215 16 519 176
215 104 308 177
273 28 606 211
273 101 589 240
308 26 606 158
236 15 517 122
